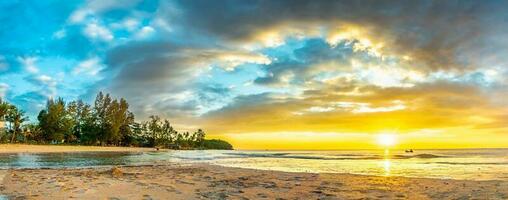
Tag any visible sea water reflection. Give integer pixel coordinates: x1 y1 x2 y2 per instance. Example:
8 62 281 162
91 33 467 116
1 149 508 181
0 152 161 168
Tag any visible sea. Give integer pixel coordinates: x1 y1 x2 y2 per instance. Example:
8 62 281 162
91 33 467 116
0 148 507 181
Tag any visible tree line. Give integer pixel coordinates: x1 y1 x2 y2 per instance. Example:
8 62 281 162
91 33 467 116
0 92 232 150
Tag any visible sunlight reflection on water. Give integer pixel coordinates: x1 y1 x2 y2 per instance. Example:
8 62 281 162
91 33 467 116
1 149 508 181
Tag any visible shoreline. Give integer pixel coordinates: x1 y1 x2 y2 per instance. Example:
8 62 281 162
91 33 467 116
0 145 507 199
1 163 507 199
0 144 158 154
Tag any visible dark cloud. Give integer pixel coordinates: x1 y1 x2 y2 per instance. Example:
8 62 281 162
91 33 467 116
82 0 508 129
100 40 215 120
198 84 231 104
165 0 508 72
254 38 353 86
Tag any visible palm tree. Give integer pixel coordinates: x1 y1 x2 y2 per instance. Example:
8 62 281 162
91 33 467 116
0 99 11 141
6 107 28 143
0 98 10 126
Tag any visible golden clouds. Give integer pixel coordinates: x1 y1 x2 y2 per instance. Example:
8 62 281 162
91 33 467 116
200 79 508 149
143 1 508 149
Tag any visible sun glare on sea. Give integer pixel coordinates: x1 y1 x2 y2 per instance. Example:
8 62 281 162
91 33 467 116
377 133 397 147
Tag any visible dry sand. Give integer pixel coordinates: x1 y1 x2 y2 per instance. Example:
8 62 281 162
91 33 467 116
0 144 156 153
1 163 507 200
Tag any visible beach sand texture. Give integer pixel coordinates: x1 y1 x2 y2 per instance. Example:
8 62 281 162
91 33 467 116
1 164 507 200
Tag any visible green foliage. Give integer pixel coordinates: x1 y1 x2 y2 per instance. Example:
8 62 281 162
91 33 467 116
0 99 29 143
37 98 74 143
22 123 43 143
0 98 10 120
0 92 233 150
202 139 234 150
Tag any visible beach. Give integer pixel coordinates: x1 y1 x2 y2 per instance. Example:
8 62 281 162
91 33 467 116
1 164 507 200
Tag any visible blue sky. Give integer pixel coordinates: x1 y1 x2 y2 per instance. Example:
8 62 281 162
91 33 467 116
1 0 508 148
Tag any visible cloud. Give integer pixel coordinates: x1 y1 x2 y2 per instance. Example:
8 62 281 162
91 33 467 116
18 57 39 74
73 57 104 76
0 83 8 99
84 22 114 41
199 80 502 135
163 0 508 74
3 0 508 146
135 26 155 39
9 91 48 119
53 29 67 39
69 8 92 24
0 55 8 72
68 0 144 24
24 74 58 98
98 40 273 121
295 100 406 115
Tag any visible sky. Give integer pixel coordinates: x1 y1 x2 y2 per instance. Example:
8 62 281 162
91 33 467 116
1 0 508 149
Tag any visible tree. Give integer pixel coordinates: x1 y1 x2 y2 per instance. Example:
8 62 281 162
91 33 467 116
194 129 206 147
0 92 229 149
67 100 92 142
22 123 43 143
0 98 10 121
0 98 11 142
146 115 161 147
202 139 233 150
93 92 112 145
38 98 74 143
106 98 132 145
161 119 176 145
6 106 28 143
89 92 134 145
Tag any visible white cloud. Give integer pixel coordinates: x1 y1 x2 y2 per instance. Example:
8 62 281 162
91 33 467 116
34 75 56 87
295 100 406 115
351 59 425 88
18 57 39 74
135 26 155 39
24 75 58 98
215 52 271 71
154 17 172 32
69 9 92 24
0 83 8 99
84 22 114 41
53 29 67 39
350 101 406 113
307 106 335 113
123 18 140 31
73 57 104 76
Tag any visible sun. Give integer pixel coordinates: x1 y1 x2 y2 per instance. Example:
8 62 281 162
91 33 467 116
377 133 397 147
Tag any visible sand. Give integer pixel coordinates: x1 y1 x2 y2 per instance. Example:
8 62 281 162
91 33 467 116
1 163 507 200
0 144 157 153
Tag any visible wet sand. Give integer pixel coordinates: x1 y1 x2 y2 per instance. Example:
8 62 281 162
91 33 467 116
1 164 507 200
0 144 157 154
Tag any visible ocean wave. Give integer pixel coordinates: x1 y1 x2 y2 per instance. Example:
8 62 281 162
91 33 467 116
392 154 447 159
222 152 448 160
433 162 508 165
224 153 381 160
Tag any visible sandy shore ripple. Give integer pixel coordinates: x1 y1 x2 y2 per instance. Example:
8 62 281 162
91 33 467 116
1 163 507 200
